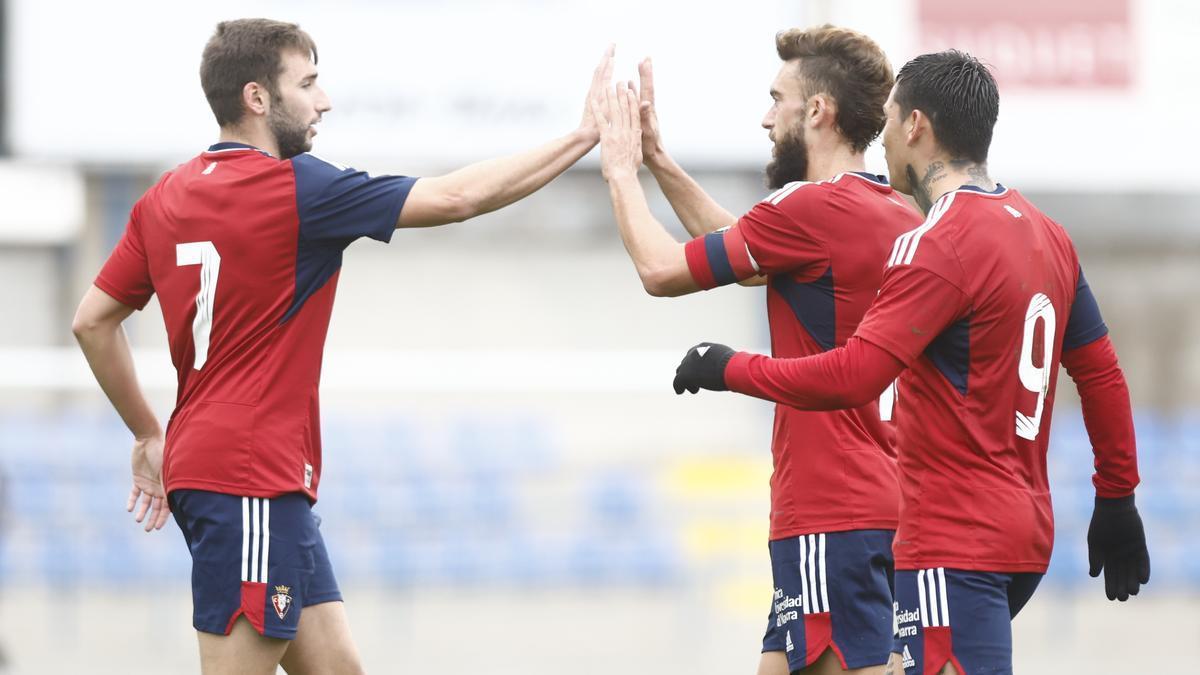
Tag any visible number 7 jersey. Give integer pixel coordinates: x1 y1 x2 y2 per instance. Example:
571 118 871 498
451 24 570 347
95 142 416 501
854 185 1109 573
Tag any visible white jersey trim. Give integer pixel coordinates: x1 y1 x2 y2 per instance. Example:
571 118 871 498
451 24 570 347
762 172 890 208
887 193 956 267
765 181 811 206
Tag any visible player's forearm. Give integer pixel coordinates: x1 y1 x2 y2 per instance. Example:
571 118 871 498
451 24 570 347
725 337 905 410
607 171 691 297
646 151 737 238
1062 335 1139 497
443 128 596 220
73 323 161 440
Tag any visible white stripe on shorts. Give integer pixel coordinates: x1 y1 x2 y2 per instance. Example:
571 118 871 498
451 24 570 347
806 534 820 613
917 569 930 627
250 498 261 583
817 533 830 613
241 497 250 582
926 567 940 626
798 535 811 614
937 567 950 627
260 499 271 584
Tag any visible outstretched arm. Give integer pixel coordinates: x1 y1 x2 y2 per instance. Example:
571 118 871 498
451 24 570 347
637 58 738 238
674 265 965 409
397 47 614 228
72 285 169 532
726 338 905 407
637 60 766 288
594 79 700 297
673 337 905 409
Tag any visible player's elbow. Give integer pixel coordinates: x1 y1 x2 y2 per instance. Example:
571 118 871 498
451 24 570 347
438 190 478 223
71 308 101 340
421 186 478 225
640 267 687 297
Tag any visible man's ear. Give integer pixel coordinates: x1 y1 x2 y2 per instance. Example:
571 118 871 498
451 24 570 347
242 81 270 118
808 93 835 128
906 109 927 146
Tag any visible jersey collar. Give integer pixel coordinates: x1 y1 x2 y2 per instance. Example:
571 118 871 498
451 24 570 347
956 183 1007 195
848 171 889 185
205 141 273 156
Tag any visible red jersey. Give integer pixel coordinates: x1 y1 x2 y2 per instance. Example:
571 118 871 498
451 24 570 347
684 172 923 539
95 142 415 501
854 185 1114 572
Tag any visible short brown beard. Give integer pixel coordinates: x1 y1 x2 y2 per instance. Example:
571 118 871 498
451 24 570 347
765 127 809 189
268 97 312 159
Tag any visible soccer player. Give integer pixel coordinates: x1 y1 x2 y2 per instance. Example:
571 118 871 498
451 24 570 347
592 26 923 675
71 19 614 674
671 51 1150 674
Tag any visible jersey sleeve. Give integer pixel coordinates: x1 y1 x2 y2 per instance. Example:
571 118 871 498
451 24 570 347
1061 335 1139 497
724 336 907 410
1063 266 1109 350
682 194 827 290
291 153 418 248
854 264 971 366
94 201 155 310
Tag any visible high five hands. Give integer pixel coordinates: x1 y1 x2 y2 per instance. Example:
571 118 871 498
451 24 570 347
579 45 616 144
636 58 665 166
591 75 644 182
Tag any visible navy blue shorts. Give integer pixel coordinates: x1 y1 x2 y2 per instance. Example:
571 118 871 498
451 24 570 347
170 489 343 639
762 530 895 671
893 568 1042 674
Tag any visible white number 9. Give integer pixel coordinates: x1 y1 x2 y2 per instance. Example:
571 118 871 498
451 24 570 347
1015 293 1056 440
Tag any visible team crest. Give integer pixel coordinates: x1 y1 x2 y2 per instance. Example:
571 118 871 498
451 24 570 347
271 585 293 620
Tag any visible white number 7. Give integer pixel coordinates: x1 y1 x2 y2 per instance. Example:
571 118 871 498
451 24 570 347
1015 293 1056 440
176 241 221 371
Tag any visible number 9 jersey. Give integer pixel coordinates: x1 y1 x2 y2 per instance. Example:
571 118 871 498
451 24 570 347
95 142 416 502
852 184 1132 574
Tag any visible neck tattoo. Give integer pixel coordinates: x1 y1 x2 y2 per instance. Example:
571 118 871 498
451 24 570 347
906 161 945 214
950 159 996 191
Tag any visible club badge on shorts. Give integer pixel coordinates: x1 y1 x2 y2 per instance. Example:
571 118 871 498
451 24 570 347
272 585 294 620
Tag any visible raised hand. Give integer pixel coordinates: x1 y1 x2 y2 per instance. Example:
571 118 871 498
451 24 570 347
638 58 665 165
579 45 615 143
591 81 643 182
128 433 170 532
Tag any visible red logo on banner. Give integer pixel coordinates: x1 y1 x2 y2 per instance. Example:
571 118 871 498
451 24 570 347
918 0 1134 89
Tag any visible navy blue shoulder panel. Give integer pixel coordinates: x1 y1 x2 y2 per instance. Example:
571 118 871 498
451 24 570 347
283 154 417 323
924 315 970 396
1063 266 1109 351
291 153 416 246
771 267 836 351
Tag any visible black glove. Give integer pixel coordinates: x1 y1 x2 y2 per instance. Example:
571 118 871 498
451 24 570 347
1087 494 1150 601
673 342 735 394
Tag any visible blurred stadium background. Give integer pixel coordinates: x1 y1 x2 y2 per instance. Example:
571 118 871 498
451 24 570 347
1 0 1198 672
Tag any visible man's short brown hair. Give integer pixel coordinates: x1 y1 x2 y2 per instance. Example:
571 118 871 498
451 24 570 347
775 25 893 153
200 18 318 127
